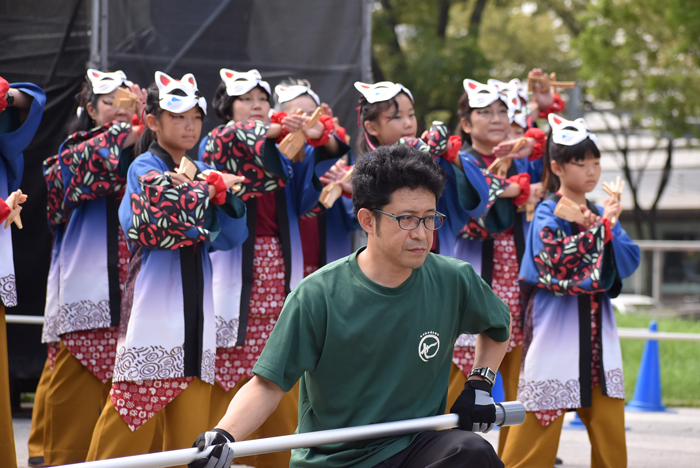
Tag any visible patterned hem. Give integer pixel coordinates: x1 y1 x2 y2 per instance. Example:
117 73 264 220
47 342 60 371
110 377 193 431
62 326 118 382
492 232 524 351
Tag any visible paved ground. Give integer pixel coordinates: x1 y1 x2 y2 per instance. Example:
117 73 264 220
11 407 700 467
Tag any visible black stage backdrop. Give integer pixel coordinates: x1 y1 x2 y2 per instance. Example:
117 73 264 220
0 0 367 403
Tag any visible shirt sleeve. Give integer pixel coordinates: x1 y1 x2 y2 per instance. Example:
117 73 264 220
458 263 511 343
253 290 325 392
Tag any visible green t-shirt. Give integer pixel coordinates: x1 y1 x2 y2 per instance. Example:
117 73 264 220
253 248 510 468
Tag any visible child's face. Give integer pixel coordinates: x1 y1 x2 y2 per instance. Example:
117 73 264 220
232 87 270 123
282 95 317 116
552 152 601 194
87 88 135 128
509 123 525 139
151 107 203 153
364 93 417 146
461 100 509 147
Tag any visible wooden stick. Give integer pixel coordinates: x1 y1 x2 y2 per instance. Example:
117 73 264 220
278 107 324 162
319 167 353 209
4 190 23 229
554 196 586 224
175 158 197 181
113 87 138 113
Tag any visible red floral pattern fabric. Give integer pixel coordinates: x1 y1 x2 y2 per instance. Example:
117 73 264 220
126 170 211 250
458 166 508 241
62 326 118 382
59 121 132 209
452 232 523 378
47 342 60 371
110 377 193 431
213 236 286 390
201 119 286 201
43 154 66 227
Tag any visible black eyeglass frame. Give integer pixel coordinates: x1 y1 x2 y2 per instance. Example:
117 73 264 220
372 209 446 231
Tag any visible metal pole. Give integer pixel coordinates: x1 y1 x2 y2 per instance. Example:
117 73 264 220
58 402 525 468
360 0 373 83
652 249 662 302
88 0 100 68
5 315 45 325
100 0 108 70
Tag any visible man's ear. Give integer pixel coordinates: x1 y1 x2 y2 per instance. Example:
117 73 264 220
460 117 472 135
146 113 160 132
364 119 380 138
356 208 375 235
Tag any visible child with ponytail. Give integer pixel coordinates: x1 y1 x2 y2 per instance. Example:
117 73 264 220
500 114 640 468
198 69 347 468
35 69 144 465
354 80 489 256
448 78 546 457
86 72 247 462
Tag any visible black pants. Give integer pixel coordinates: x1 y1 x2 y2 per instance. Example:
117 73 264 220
374 430 503 468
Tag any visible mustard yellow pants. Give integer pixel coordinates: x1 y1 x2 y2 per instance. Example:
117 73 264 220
27 355 52 461
447 345 522 457
500 384 627 468
209 376 300 468
43 341 111 465
0 306 17 468
86 378 211 468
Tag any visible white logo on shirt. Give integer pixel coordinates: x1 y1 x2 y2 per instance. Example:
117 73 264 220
418 332 440 362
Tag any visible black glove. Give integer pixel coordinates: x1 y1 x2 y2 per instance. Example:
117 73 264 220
188 428 235 468
450 379 496 433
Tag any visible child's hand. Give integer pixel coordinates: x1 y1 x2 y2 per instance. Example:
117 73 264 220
221 173 245 189
579 204 600 229
527 182 544 205
529 68 554 112
301 115 324 140
602 196 623 223
319 160 353 194
493 138 535 159
168 172 190 186
281 113 305 133
129 83 148 120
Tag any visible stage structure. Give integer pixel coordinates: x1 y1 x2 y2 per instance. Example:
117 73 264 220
0 0 372 395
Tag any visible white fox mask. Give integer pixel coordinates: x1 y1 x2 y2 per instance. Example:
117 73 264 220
548 114 597 146
155 71 207 115
488 78 528 105
463 79 508 109
354 81 413 104
220 69 271 97
275 84 320 106
87 69 133 95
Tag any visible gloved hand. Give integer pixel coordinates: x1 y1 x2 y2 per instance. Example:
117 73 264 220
188 428 235 468
450 379 496 433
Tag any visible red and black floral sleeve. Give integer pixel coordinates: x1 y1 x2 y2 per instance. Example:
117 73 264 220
126 171 213 250
43 154 66 227
458 169 508 240
398 122 449 159
201 120 285 200
533 220 609 296
60 121 132 208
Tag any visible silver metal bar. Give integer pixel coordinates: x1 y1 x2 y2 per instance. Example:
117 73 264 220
652 249 662 302
57 402 525 468
617 328 700 342
100 0 108 70
5 315 45 325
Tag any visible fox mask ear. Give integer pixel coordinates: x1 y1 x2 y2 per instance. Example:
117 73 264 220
463 79 480 91
548 113 565 128
181 73 197 88
155 71 175 91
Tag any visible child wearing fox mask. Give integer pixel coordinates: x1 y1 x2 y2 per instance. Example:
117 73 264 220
85 71 248 462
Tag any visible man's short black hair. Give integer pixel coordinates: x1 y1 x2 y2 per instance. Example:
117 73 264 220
352 144 447 216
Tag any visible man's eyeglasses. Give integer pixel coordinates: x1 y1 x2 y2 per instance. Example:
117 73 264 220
373 210 446 231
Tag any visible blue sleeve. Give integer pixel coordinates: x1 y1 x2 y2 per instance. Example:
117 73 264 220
609 215 641 279
0 82 46 192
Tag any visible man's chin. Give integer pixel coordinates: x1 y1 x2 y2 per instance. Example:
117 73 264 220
402 251 429 269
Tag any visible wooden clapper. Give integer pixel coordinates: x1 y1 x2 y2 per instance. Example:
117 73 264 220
113 87 138 113
277 108 324 162
319 167 353 209
553 196 586 225
602 176 624 225
527 71 575 95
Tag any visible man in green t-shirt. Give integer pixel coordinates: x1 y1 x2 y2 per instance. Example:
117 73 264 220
191 144 511 468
